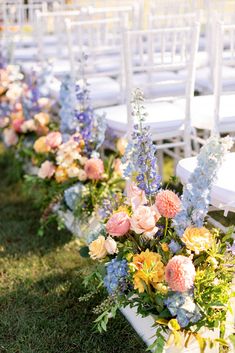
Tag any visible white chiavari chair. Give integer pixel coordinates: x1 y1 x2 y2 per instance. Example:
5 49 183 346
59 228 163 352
176 21 235 143
96 23 200 162
196 0 235 93
65 15 128 108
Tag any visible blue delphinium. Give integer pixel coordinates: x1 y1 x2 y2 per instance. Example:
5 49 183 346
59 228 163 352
59 75 77 138
164 291 201 328
75 80 106 156
22 70 41 120
73 53 106 155
122 89 161 197
64 182 85 211
104 259 129 295
174 136 233 236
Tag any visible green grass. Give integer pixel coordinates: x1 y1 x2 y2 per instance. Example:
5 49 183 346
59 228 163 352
0 155 146 353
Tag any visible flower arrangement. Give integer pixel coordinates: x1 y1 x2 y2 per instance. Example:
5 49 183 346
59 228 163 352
0 66 57 172
24 72 124 237
84 90 235 353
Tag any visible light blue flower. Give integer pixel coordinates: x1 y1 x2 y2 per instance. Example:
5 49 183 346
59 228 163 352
174 136 233 236
104 259 129 295
164 292 201 328
64 182 85 211
168 240 181 254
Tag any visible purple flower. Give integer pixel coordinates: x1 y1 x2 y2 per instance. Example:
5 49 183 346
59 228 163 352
122 89 161 197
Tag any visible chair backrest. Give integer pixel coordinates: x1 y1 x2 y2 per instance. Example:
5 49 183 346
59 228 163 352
35 10 84 61
204 1 235 90
123 23 200 128
214 21 235 134
149 0 199 16
87 5 139 30
148 13 199 29
66 15 128 81
55 0 144 28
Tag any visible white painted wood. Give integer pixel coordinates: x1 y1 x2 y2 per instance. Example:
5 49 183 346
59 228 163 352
121 305 223 353
123 23 200 158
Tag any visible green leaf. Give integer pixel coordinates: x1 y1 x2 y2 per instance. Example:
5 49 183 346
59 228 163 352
214 338 229 347
229 334 235 348
79 246 90 258
147 335 165 353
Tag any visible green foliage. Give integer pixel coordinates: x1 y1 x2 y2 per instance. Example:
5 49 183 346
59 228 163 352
147 328 165 353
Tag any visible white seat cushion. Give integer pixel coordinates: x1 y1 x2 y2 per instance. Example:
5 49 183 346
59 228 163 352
193 66 235 93
133 72 185 98
176 153 235 213
176 95 235 132
96 101 185 135
95 56 120 74
88 77 121 107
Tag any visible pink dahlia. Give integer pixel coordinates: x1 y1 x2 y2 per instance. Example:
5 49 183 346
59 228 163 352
106 212 130 237
165 255 196 292
46 131 62 149
155 190 181 218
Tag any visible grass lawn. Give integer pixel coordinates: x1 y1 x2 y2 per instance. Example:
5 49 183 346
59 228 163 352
0 154 146 353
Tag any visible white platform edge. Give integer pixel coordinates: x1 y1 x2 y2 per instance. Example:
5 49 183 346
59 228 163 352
121 303 235 353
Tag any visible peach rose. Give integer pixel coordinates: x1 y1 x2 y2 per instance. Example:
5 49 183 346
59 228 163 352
130 205 159 239
6 83 22 101
3 128 18 146
77 169 87 181
20 119 36 133
46 131 62 149
34 112 50 126
66 164 81 178
38 160 55 179
106 212 130 237
89 235 108 260
84 158 104 180
125 180 147 210
33 136 51 154
0 117 9 128
104 236 118 255
12 117 24 133
113 158 123 177
116 137 128 156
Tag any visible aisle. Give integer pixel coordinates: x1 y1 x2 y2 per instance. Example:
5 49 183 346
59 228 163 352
0 155 146 353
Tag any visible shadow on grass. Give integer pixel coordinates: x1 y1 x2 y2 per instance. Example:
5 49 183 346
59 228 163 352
0 154 73 258
0 194 73 258
0 270 146 353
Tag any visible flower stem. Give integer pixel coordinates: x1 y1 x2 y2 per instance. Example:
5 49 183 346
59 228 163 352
164 218 169 238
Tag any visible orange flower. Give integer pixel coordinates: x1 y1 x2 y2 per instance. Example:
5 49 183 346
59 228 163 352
55 166 68 183
131 249 165 293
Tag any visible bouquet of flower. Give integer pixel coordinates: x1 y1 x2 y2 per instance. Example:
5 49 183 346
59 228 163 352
0 66 57 171
24 74 124 237
85 90 235 353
